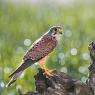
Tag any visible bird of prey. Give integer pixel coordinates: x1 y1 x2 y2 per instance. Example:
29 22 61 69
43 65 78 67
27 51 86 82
7 26 63 87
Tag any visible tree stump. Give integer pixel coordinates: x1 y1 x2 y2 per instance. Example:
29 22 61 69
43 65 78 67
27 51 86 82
18 41 95 95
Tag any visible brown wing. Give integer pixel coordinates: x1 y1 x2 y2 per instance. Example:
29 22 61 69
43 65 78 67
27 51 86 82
23 35 57 61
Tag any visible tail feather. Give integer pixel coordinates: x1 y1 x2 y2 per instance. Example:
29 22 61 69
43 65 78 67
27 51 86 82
7 71 23 87
7 59 33 87
9 59 33 78
7 79 16 87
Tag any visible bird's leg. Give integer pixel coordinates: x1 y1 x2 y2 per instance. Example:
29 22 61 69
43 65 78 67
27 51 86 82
41 64 53 77
39 57 53 77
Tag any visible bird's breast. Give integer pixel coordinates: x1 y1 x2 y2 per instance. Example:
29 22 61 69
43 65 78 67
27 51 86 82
23 35 57 61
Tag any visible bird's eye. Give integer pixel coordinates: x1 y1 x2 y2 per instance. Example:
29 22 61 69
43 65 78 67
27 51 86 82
54 28 57 31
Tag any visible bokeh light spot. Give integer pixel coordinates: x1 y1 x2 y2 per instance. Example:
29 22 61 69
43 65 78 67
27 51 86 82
60 67 67 73
78 66 88 74
64 30 72 37
4 67 11 74
58 52 65 59
71 48 77 55
0 81 5 88
82 53 90 60
24 39 31 46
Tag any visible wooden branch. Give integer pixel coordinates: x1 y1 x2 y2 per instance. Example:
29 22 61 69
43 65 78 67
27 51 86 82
18 41 95 95
87 41 95 95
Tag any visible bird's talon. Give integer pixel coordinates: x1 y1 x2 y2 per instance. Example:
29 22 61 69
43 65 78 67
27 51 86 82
43 71 53 78
40 67 53 77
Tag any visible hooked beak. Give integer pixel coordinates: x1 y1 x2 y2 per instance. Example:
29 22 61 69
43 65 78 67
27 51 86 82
57 28 63 34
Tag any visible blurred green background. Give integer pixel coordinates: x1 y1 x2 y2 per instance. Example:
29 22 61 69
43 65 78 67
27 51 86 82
0 0 95 95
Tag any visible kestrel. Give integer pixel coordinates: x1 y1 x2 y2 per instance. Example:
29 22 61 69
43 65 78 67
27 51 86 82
7 26 63 87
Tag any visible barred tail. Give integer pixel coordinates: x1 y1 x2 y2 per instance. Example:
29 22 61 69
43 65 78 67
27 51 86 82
7 59 33 87
7 71 23 87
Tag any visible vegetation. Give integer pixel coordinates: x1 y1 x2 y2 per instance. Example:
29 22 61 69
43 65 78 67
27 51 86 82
0 1 95 95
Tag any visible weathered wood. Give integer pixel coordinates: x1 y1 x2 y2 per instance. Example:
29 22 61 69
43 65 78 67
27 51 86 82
87 41 95 95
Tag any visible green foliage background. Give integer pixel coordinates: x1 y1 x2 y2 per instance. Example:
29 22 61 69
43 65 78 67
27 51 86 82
0 1 95 95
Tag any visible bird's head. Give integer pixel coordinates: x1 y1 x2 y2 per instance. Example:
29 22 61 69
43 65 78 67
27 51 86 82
48 26 63 41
